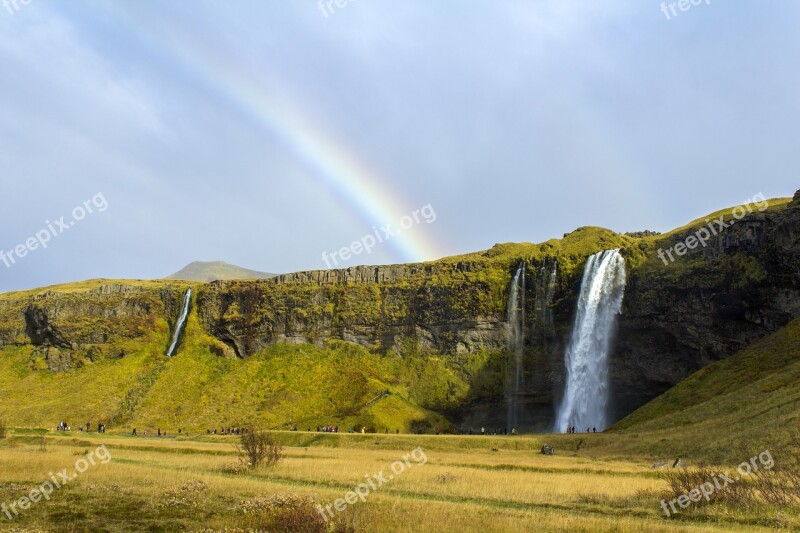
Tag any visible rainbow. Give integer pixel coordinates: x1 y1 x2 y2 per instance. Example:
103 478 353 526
207 70 444 263
82 4 445 264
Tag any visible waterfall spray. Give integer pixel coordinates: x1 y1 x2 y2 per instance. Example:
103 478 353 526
555 250 626 432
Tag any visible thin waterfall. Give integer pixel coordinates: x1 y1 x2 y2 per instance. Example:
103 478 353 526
555 250 626 432
505 263 525 430
544 261 558 324
166 288 192 357
536 260 558 329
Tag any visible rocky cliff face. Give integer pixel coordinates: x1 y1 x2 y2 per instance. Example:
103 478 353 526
611 194 800 420
0 282 191 371
1 193 797 429
195 262 513 359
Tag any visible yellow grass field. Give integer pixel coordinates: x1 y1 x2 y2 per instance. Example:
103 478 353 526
0 430 794 532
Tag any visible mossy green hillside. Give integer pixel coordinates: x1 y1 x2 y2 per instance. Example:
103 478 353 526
0 337 493 433
605 317 800 462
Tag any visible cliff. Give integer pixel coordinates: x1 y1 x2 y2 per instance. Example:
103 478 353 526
612 194 800 419
0 280 194 371
0 192 797 431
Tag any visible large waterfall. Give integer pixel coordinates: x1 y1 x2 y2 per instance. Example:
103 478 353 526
166 288 192 358
555 250 626 432
505 263 525 430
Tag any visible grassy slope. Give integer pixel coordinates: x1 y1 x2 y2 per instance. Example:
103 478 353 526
0 295 465 433
0 322 455 434
604 317 800 462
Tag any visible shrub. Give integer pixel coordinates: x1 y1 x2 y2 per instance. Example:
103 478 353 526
664 436 800 513
664 464 752 509
0 419 6 439
236 494 357 533
237 494 325 532
745 435 800 506
236 427 283 470
222 461 250 475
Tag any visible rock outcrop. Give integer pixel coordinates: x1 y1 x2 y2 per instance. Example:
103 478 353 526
0 282 192 369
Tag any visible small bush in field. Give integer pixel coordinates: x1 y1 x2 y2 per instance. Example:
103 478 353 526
222 461 250 475
236 494 358 533
663 436 800 514
236 427 282 470
237 494 325 532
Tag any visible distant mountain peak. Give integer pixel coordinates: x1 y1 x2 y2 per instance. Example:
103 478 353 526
166 261 275 282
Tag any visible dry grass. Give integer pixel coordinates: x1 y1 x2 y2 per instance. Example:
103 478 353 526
0 431 795 532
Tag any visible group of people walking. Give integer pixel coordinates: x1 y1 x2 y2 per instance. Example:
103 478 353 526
465 427 517 435
206 427 241 435
566 426 597 433
56 421 106 433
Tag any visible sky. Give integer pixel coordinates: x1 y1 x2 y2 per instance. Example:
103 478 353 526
0 0 798 293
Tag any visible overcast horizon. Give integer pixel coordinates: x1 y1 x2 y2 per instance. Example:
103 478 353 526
1 1 798 293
